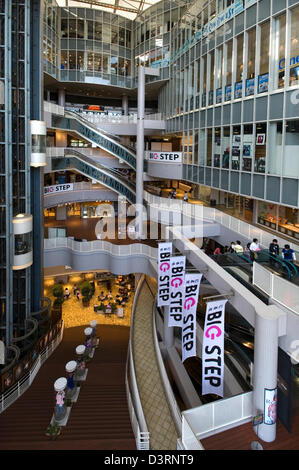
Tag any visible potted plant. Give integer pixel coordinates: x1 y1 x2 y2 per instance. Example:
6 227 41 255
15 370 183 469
90 281 95 298
111 302 117 315
98 302 105 314
45 421 61 440
80 281 91 307
52 284 64 314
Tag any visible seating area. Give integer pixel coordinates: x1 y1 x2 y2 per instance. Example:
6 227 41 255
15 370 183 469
44 272 135 328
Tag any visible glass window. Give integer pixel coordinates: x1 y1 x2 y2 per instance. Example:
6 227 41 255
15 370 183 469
232 126 241 170
242 124 253 172
102 24 111 43
268 122 282 175
214 128 221 167
207 128 213 166
222 127 230 168
276 14 286 89
247 28 256 80
260 21 270 76
77 20 84 39
236 34 244 82
69 19 77 38
15 232 32 255
289 7 299 87
283 120 299 177
61 19 68 38
255 123 267 173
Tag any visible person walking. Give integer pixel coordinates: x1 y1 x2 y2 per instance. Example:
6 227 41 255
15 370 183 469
249 238 260 262
282 244 296 263
234 240 244 254
183 191 188 202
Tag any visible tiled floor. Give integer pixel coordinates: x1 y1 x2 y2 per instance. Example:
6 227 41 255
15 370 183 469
133 277 179 450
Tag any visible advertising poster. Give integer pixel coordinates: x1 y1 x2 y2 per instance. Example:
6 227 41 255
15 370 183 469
182 273 202 363
202 299 227 397
168 256 186 328
245 78 255 96
44 183 73 194
157 242 172 307
264 388 277 425
216 88 222 104
258 73 269 93
225 85 232 101
234 81 243 99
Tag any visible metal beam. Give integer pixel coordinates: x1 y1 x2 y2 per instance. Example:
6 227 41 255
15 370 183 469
65 0 138 13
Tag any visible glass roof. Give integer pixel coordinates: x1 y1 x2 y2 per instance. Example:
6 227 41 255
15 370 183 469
56 0 163 20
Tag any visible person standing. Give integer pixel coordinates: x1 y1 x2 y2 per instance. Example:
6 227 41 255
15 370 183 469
282 244 296 263
229 242 236 253
234 240 244 254
249 238 260 262
183 191 188 202
269 239 279 266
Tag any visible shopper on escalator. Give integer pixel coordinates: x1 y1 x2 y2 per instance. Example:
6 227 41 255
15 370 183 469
269 239 280 267
249 238 260 262
282 244 296 264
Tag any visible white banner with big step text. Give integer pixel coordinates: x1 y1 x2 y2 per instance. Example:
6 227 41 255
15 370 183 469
182 273 202 362
168 256 186 327
202 299 227 397
157 242 172 307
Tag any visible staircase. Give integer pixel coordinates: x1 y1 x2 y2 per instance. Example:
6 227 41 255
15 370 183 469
0 325 136 450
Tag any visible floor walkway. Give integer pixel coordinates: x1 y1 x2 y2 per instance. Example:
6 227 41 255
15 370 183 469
0 324 135 450
133 277 179 450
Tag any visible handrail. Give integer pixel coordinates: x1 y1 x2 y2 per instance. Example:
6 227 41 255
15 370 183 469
64 110 137 163
31 297 51 318
44 237 158 259
0 321 64 414
11 318 38 344
151 289 182 435
0 345 20 375
126 274 150 445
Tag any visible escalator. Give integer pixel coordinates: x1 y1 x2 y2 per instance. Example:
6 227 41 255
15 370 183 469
51 148 136 203
51 110 136 169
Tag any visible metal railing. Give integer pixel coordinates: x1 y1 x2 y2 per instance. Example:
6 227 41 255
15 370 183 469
152 299 182 435
44 237 158 260
0 321 64 414
253 262 299 315
126 274 150 449
181 391 253 449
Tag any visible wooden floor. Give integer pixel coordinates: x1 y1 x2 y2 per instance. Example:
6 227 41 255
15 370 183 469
201 409 299 450
0 324 136 450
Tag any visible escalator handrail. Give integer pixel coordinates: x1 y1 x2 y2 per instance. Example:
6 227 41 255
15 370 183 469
63 149 136 195
257 249 294 279
65 110 136 159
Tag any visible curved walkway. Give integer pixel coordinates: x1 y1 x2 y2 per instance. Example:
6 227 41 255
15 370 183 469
132 277 179 450
0 325 135 450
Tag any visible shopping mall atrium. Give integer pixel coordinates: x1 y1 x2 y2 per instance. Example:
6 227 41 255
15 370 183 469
0 0 299 451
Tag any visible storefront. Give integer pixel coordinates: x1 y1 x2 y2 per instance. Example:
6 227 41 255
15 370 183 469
257 202 299 241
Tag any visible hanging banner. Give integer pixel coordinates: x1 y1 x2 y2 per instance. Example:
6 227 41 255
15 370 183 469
157 242 172 307
202 299 227 397
168 256 186 328
182 273 202 363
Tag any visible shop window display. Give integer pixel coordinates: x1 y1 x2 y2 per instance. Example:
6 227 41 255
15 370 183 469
232 126 241 170
242 124 253 172
213 128 221 167
222 127 230 169
254 123 267 173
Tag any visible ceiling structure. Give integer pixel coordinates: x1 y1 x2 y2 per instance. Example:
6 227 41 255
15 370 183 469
56 0 163 20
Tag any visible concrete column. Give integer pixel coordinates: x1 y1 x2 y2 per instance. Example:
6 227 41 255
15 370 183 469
58 88 65 107
253 306 280 443
56 205 67 221
164 306 174 348
136 66 145 238
122 95 129 116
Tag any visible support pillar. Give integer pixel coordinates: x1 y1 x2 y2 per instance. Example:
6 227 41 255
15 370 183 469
253 306 280 443
136 67 145 238
122 95 129 116
58 89 65 107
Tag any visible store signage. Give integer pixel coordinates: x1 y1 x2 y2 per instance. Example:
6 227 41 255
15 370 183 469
279 56 299 70
182 273 202 363
202 299 227 397
264 388 277 425
146 151 182 163
168 256 186 328
44 183 73 194
157 242 172 307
